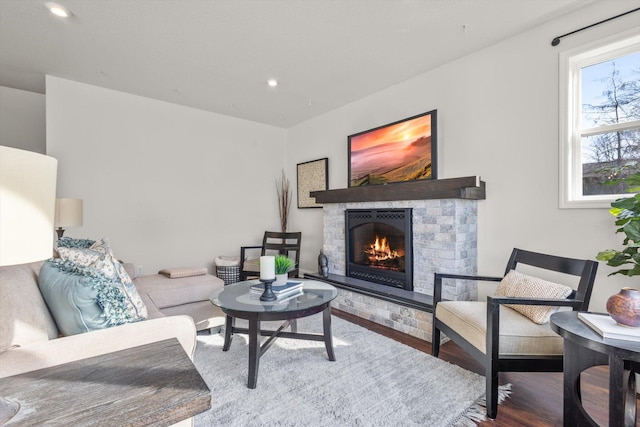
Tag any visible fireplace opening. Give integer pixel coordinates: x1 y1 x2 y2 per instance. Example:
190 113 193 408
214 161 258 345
345 209 412 291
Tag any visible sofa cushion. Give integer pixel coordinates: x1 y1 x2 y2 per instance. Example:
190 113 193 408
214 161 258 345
0 260 59 351
38 259 146 336
0 315 197 379
494 270 573 324
57 237 147 319
134 273 223 309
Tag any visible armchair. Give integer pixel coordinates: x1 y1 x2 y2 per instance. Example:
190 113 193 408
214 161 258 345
239 231 302 281
431 248 598 419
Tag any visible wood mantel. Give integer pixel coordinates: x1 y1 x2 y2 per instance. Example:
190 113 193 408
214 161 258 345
310 176 485 204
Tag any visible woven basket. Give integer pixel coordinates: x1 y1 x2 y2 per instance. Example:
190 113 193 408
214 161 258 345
215 264 240 285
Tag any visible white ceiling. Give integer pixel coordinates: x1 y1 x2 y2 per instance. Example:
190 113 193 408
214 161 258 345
0 0 595 128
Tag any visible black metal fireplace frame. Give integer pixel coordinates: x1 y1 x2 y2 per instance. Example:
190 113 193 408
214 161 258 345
345 208 413 291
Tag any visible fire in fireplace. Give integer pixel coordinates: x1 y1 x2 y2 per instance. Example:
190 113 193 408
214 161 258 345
345 209 412 290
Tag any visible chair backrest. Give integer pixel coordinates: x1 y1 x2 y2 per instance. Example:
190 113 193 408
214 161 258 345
503 248 598 311
261 231 302 271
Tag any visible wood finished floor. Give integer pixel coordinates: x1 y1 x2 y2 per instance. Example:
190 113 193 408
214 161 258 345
332 308 639 427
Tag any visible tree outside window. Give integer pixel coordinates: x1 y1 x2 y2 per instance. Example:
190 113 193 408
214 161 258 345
581 51 640 196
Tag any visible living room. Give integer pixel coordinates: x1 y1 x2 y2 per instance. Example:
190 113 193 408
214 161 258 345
1 0 639 425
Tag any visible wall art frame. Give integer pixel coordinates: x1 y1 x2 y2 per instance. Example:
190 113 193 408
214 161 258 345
348 109 437 187
297 157 329 209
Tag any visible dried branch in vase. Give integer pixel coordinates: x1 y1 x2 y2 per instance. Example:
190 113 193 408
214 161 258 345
276 169 292 232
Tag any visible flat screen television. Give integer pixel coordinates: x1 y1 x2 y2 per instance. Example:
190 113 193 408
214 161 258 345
348 109 437 187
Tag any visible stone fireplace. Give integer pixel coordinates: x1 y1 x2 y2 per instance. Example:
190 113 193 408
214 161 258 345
307 177 485 341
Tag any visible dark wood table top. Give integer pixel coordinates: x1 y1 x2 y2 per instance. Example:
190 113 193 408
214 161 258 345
0 338 211 426
550 311 640 360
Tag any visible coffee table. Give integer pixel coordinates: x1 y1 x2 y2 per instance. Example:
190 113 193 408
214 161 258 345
210 279 338 388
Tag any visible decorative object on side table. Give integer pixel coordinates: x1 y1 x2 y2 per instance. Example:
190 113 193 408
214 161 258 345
596 170 640 326
274 254 293 286
318 249 328 278
606 287 640 327
258 255 276 301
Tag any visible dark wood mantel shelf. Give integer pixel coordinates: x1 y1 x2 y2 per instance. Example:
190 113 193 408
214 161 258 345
310 176 485 204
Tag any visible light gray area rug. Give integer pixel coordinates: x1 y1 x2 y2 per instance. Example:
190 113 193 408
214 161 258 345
193 315 509 426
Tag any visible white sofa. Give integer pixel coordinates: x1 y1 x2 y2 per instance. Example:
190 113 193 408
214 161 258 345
0 260 224 425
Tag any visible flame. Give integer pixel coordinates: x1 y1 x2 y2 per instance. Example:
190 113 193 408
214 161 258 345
365 235 400 262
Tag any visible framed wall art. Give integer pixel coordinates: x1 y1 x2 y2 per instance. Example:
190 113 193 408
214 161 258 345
348 109 437 187
297 158 328 208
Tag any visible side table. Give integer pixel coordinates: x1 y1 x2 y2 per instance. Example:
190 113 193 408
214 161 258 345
0 338 211 426
550 311 640 427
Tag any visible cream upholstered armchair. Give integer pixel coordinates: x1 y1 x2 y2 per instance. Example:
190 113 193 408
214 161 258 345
431 248 598 419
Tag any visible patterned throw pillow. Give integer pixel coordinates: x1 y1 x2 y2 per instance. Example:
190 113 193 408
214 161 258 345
494 270 573 324
39 259 144 336
56 237 147 319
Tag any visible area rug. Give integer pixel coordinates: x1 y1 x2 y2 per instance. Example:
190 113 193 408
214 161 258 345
193 315 510 426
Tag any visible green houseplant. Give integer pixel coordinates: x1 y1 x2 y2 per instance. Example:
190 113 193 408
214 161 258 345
274 254 293 275
596 170 640 276
274 254 293 285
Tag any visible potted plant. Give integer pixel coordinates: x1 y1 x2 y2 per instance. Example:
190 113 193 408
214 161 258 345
596 170 640 277
274 254 293 286
596 170 640 327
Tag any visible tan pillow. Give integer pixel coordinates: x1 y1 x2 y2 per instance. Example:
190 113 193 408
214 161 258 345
494 270 573 324
158 267 207 279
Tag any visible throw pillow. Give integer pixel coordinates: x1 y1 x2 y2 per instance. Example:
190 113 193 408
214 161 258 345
56 237 147 319
56 236 96 249
38 259 144 336
494 270 573 324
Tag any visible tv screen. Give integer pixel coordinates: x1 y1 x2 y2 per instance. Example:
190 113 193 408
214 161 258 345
348 109 437 187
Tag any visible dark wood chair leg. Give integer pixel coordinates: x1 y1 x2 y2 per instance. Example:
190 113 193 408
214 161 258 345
486 362 499 419
432 325 441 357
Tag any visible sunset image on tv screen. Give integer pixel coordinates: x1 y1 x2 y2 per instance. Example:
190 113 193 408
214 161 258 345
349 113 434 187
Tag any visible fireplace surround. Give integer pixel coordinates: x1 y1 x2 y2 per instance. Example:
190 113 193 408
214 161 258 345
307 177 485 341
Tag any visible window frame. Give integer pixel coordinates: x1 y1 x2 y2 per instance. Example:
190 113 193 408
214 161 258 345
559 30 640 209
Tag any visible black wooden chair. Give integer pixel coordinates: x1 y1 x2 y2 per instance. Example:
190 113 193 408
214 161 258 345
239 231 302 281
431 248 598 419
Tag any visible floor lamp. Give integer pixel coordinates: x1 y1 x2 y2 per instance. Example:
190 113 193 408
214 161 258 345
0 146 57 423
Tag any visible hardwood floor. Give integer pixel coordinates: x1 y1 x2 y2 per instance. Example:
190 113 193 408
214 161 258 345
332 308 639 427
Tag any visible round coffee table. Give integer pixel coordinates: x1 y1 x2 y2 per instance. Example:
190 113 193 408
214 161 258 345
210 279 338 388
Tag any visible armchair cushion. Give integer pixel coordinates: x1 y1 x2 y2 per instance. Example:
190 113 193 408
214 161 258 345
436 301 563 356
494 270 572 324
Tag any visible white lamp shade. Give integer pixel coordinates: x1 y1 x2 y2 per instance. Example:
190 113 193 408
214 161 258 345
55 198 83 228
0 146 58 266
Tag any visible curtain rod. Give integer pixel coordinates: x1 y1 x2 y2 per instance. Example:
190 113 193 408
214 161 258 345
551 7 640 46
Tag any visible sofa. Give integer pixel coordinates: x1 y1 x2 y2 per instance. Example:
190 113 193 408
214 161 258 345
124 264 226 332
0 259 225 425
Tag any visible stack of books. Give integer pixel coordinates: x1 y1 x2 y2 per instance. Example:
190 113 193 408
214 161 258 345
578 312 640 341
250 280 304 301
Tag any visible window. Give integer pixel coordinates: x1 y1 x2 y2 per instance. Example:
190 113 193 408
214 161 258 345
560 31 640 208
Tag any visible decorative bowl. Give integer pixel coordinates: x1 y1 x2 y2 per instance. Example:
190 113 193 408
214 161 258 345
606 287 640 327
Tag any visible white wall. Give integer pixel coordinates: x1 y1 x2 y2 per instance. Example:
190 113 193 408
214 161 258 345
0 86 46 153
287 1 640 312
46 76 287 275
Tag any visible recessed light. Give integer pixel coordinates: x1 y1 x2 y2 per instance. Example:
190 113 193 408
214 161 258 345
267 79 278 87
45 2 72 18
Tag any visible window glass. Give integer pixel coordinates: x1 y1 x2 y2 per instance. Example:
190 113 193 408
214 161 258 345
560 33 640 208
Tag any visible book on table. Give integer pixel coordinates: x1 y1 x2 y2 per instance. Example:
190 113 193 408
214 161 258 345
578 312 640 341
250 280 303 296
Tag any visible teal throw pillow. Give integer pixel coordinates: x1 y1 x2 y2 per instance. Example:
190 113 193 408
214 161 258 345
38 259 145 336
